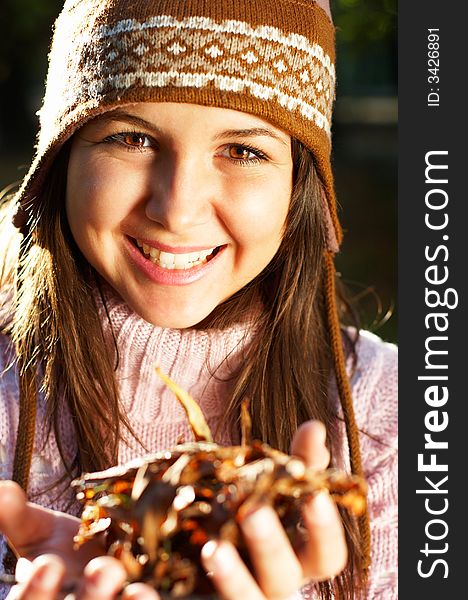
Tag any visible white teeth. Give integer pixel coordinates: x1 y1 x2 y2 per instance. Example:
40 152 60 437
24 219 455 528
136 239 217 269
174 254 187 267
159 251 175 267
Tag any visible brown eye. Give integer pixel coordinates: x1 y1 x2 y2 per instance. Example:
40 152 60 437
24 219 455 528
123 133 149 148
104 132 155 152
229 146 252 160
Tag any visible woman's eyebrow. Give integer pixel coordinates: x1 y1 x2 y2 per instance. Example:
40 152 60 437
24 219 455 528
213 128 289 147
92 110 162 133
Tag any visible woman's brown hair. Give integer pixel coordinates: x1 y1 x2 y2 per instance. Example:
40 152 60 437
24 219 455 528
0 137 366 598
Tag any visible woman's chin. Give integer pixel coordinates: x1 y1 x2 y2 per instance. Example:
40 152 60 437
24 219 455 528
127 299 217 330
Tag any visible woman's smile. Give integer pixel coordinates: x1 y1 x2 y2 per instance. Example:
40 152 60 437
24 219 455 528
134 239 221 270
124 235 227 286
66 102 293 328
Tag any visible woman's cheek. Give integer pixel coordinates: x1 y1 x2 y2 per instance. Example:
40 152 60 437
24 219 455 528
225 190 289 247
75 168 140 228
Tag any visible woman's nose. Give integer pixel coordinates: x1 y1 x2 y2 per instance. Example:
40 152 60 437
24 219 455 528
145 155 215 233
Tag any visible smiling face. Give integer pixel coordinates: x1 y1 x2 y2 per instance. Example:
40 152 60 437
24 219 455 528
66 102 293 327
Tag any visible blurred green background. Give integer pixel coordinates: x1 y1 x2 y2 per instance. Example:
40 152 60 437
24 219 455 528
332 0 397 343
0 0 397 342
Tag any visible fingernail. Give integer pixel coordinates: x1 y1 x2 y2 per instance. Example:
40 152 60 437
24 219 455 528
241 505 273 540
85 563 123 595
34 563 62 591
306 491 337 525
15 557 33 583
123 583 160 599
201 540 233 576
89 569 118 595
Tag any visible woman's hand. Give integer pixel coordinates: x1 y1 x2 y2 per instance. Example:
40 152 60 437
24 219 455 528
6 555 159 600
200 421 348 600
0 481 159 599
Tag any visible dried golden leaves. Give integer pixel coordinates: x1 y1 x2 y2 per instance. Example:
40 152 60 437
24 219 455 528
73 442 367 597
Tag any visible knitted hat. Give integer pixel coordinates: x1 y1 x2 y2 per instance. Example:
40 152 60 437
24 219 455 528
10 0 370 574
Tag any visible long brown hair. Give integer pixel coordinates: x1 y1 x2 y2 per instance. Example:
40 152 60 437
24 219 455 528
1 137 365 598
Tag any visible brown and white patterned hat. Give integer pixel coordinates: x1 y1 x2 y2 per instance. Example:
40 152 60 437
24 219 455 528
14 0 341 251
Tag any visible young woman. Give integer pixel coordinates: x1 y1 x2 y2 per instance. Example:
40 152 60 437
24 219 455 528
0 1 397 599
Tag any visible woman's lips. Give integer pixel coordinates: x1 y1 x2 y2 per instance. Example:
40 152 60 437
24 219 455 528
124 236 226 286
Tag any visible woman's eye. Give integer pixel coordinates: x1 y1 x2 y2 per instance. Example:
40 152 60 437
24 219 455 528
229 146 253 160
104 132 154 151
224 144 267 164
123 133 151 148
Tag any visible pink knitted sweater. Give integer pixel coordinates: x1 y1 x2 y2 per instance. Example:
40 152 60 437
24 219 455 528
0 291 397 599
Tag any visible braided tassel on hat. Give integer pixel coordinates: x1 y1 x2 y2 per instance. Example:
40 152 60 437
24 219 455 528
324 252 371 573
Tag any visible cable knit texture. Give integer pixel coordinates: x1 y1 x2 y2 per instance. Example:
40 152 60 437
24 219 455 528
0 296 397 599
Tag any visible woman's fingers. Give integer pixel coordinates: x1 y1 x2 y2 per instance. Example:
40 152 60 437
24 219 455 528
290 421 330 470
299 492 348 581
121 583 161 599
9 554 158 600
74 556 127 600
240 506 302 599
290 421 348 580
0 482 54 552
8 555 65 600
201 540 265 600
